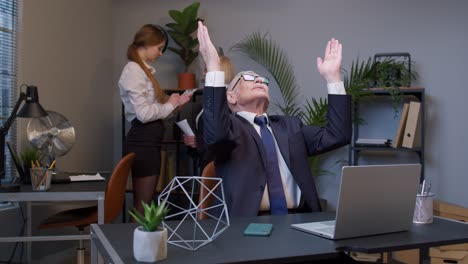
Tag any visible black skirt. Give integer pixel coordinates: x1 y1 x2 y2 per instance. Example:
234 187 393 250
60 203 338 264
123 119 164 178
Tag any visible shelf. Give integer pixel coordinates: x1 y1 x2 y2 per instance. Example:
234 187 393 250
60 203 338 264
351 146 422 152
361 87 425 97
349 86 425 182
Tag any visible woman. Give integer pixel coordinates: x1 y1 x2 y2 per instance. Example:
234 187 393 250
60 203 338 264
119 24 191 214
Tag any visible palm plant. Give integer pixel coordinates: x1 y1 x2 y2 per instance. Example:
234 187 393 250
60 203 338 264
302 98 328 127
302 98 331 176
342 57 375 124
232 32 302 117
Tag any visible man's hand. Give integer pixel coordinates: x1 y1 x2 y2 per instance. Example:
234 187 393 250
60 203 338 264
316 38 342 83
197 21 220 72
183 135 197 148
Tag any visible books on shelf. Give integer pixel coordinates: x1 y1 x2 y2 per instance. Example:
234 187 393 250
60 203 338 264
402 101 421 148
392 103 410 148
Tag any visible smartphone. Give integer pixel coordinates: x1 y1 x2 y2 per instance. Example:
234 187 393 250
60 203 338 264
182 88 197 96
243 223 273 236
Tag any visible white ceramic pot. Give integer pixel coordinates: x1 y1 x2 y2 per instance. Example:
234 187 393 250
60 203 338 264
133 227 167 262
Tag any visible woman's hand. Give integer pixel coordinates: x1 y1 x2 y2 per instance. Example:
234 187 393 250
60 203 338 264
168 93 181 108
197 21 220 72
316 38 342 83
168 93 192 113
183 135 197 148
177 94 191 107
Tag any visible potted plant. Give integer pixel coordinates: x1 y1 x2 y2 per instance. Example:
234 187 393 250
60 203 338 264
19 146 41 184
343 55 418 121
129 200 170 262
165 2 200 89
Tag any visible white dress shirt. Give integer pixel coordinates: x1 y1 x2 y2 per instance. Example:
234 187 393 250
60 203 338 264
119 61 175 123
205 71 346 210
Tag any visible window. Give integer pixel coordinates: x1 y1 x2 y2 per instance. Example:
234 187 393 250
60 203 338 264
0 0 18 181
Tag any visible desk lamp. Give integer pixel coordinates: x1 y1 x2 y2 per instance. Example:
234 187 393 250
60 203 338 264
0 85 47 192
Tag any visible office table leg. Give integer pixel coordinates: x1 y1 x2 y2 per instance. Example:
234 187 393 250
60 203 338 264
90 229 98 264
26 202 32 263
97 195 104 224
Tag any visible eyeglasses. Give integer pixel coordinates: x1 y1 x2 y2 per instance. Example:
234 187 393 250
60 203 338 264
231 74 270 91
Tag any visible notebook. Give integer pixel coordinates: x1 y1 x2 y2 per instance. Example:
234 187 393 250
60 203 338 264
291 164 421 240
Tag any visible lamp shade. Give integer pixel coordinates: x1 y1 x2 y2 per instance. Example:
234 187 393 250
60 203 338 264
17 85 48 118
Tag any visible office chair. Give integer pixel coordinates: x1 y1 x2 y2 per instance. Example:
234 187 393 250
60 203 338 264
197 161 217 220
38 152 135 264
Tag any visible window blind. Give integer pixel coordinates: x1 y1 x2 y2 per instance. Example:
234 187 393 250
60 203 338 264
0 0 18 180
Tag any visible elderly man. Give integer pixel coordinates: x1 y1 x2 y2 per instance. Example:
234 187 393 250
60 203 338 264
198 22 351 217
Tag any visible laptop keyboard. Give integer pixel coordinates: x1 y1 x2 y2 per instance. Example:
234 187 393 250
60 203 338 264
321 220 336 226
316 226 335 235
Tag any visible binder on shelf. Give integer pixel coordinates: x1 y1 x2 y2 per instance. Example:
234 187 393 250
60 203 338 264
402 101 421 148
392 103 410 148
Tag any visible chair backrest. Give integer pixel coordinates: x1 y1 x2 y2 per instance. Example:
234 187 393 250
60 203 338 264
198 161 216 220
104 152 135 223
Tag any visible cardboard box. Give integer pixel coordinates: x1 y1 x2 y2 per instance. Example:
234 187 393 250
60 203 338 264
434 200 468 251
434 200 468 222
430 248 468 264
394 249 419 264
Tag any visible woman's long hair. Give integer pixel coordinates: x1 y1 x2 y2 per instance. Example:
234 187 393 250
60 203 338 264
127 24 168 103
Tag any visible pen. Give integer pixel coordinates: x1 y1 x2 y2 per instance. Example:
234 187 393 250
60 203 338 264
37 171 48 189
421 179 426 195
48 160 56 170
426 183 431 195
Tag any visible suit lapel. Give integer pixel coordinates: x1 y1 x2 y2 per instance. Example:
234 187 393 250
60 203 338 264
270 119 291 169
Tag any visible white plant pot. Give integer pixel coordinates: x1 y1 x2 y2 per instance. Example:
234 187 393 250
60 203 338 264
133 227 167 262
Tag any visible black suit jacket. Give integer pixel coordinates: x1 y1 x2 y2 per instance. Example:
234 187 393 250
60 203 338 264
203 86 351 217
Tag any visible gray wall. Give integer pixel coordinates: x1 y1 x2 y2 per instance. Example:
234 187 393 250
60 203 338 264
112 0 468 210
17 0 114 172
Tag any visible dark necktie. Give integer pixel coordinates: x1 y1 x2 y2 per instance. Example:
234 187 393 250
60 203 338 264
254 115 288 215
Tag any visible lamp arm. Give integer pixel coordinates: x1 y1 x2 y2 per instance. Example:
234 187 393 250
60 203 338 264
1 92 26 136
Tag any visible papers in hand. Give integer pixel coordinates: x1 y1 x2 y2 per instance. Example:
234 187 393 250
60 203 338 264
69 173 105 182
176 119 194 136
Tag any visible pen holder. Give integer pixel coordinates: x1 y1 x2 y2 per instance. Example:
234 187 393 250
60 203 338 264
413 192 434 224
30 168 52 191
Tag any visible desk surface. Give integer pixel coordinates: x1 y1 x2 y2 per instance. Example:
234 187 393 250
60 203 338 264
91 213 468 264
0 181 106 202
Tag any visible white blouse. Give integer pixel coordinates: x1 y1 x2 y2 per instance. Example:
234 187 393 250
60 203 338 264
119 61 174 123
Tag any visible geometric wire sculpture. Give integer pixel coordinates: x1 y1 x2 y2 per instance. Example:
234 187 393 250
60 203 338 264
158 176 230 251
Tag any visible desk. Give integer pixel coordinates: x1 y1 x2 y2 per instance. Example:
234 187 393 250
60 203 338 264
90 212 468 264
0 181 106 262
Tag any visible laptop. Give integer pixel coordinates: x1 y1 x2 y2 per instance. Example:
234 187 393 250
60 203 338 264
291 164 421 240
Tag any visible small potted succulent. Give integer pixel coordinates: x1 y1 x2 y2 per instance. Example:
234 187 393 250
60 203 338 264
129 200 170 262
